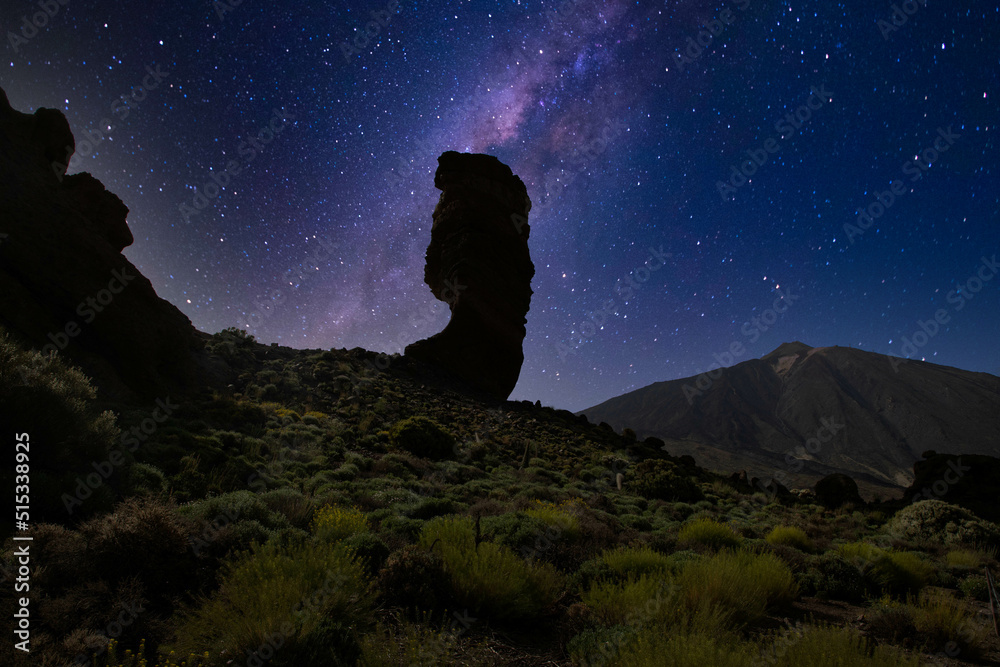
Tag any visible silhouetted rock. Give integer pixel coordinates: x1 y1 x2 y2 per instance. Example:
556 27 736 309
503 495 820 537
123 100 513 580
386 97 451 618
814 473 863 509
904 453 1000 523
405 151 534 400
0 86 202 398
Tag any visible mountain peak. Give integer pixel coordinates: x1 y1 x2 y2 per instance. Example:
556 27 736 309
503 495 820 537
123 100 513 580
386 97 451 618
762 341 814 361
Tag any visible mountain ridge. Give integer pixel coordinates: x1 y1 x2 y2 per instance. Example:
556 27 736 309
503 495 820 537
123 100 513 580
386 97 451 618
580 343 1000 497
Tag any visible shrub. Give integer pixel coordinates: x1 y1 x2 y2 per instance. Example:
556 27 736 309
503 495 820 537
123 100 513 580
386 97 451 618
838 542 934 597
959 574 989 601
127 462 167 495
773 624 919 667
0 329 120 520
798 552 866 603
677 550 797 627
80 497 196 601
523 499 581 540
389 417 455 460
341 532 390 577
766 526 814 552
913 590 990 657
375 545 451 614
582 574 674 627
865 596 917 644
418 516 563 620
311 505 369 542
180 490 289 532
261 488 314 528
604 610 750 667
630 459 703 501
885 500 1000 548
946 549 982 569
677 518 742 551
170 539 373 665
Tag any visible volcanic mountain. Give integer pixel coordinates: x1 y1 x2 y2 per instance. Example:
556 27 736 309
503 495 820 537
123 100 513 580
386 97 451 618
580 342 1000 498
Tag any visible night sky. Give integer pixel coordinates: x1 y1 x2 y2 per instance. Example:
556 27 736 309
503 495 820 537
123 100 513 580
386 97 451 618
3 0 998 411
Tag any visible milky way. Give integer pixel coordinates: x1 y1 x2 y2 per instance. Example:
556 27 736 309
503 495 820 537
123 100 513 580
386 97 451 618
4 0 998 410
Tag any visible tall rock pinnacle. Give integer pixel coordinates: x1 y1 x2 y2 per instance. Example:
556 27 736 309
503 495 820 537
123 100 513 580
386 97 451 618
404 151 534 400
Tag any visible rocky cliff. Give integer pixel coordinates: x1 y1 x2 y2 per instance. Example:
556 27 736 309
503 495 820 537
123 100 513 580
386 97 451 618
0 86 202 399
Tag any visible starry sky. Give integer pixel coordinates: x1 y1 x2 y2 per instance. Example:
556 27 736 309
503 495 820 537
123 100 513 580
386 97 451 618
3 0 998 411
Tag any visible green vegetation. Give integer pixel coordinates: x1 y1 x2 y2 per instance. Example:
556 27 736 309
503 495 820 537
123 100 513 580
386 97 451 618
677 517 743 551
4 327 998 665
766 525 815 551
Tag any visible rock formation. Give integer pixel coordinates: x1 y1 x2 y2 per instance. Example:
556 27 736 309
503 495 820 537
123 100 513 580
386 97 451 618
0 86 202 398
405 151 534 400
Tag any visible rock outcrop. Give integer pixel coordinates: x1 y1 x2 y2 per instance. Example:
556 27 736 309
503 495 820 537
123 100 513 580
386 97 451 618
0 86 202 398
404 151 534 400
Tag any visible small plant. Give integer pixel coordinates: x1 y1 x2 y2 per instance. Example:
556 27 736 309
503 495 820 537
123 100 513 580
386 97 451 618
838 542 934 597
311 504 370 542
766 526 815 551
677 518 742 551
418 516 563 619
523 499 581 539
959 574 989 601
389 416 455 460
913 589 990 657
170 539 373 664
774 624 920 667
946 549 982 570
677 550 797 627
630 459 704 501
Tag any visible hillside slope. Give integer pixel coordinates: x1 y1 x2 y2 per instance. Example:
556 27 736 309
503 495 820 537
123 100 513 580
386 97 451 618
581 342 1000 495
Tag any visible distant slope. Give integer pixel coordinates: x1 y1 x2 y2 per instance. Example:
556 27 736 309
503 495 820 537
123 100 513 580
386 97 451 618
580 342 1000 495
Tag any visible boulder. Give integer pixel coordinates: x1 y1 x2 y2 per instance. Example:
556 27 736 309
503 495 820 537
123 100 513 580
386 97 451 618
814 473 864 508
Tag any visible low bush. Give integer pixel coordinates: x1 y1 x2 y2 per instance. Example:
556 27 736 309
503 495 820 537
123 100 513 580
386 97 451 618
773 625 919 667
677 518 742 551
885 500 1000 548
838 542 934 597
389 416 455 460
766 526 814 552
311 505 369 542
678 550 797 627
375 545 451 614
913 590 990 658
170 539 373 665
959 574 989 601
418 516 563 620
629 459 704 502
